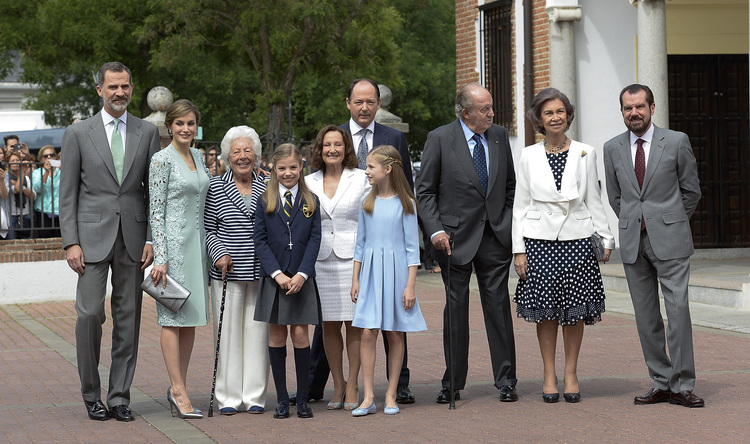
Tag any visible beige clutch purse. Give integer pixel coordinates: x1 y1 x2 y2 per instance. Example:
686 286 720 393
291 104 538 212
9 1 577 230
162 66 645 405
140 274 191 313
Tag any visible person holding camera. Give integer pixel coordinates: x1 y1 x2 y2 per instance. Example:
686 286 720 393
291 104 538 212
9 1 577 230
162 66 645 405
4 151 35 239
32 145 62 238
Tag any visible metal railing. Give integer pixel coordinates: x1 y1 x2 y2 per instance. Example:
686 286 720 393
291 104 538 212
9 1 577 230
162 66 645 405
2 161 60 240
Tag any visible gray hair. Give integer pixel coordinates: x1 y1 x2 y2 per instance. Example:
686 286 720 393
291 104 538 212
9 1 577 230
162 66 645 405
454 82 485 119
96 62 132 86
220 126 262 163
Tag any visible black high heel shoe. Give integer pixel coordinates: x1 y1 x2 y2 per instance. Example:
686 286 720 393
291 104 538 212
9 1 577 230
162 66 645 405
542 393 560 403
563 392 581 403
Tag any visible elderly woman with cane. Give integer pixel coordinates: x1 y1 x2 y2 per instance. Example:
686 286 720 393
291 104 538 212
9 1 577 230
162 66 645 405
205 125 269 415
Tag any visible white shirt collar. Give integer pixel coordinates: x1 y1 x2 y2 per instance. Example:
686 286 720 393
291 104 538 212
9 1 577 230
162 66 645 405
349 118 376 135
101 109 128 127
629 123 654 146
279 183 299 202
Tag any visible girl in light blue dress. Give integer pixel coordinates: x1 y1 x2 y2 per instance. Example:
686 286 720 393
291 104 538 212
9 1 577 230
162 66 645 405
350 145 426 417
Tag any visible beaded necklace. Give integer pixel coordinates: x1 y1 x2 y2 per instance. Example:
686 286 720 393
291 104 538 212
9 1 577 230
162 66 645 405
543 136 569 154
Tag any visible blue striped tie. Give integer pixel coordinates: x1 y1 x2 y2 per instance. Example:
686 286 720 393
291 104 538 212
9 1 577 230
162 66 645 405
283 191 293 220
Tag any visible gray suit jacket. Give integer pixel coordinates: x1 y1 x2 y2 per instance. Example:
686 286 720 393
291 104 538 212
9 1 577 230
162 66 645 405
60 111 161 263
416 120 515 266
603 125 701 264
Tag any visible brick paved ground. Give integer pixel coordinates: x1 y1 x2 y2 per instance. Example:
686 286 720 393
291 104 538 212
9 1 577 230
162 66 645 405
1 270 749 443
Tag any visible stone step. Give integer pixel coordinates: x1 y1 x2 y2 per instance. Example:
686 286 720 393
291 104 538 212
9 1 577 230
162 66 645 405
599 263 750 310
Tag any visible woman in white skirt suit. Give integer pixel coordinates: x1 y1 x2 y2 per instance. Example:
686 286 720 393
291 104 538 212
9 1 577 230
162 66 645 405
305 125 371 410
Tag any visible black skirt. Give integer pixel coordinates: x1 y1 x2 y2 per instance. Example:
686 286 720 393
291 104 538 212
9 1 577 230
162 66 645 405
514 238 605 326
253 276 322 325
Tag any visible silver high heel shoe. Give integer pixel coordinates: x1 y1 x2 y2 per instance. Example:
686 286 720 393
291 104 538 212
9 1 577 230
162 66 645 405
167 387 203 419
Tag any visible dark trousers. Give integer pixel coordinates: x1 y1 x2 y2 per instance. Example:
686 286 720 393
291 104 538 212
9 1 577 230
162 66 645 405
307 323 410 391
439 223 517 390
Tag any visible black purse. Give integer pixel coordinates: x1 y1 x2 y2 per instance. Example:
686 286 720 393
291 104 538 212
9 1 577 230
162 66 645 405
590 232 605 262
140 274 191 313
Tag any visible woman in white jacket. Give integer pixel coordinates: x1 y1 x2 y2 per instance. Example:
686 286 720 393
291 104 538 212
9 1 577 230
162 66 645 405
512 88 614 404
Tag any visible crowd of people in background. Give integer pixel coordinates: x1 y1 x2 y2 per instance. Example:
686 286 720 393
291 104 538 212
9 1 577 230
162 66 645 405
0 134 61 239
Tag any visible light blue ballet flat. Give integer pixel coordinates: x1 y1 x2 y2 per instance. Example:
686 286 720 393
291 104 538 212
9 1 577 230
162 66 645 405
384 406 400 415
351 403 376 417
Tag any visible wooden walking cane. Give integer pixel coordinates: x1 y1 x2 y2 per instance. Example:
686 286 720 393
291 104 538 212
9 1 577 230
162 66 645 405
208 278 228 417
446 232 456 410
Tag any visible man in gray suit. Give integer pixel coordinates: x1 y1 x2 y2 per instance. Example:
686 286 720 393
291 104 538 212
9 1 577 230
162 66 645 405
61 62 161 421
603 84 703 408
416 83 518 403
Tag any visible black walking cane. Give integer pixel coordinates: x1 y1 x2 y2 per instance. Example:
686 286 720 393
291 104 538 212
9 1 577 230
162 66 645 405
446 232 456 410
208 278 228 417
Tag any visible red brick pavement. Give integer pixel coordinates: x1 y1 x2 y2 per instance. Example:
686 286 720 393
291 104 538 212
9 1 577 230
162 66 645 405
1 271 749 443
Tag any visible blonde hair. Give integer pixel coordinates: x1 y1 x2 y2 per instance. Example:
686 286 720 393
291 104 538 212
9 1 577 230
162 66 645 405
362 145 417 215
38 145 58 160
263 143 317 215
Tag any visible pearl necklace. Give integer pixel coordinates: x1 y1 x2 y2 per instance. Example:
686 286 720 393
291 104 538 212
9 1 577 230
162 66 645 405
543 136 568 154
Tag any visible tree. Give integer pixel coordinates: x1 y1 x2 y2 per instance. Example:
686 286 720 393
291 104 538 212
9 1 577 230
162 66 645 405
0 0 455 154
139 0 401 149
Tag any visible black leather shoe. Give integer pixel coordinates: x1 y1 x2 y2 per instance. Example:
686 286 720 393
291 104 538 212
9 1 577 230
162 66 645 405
634 388 672 405
669 390 704 408
499 385 518 402
109 405 135 422
563 392 581 403
296 401 314 418
396 384 415 404
84 400 110 421
436 387 460 404
542 393 560 403
273 402 290 419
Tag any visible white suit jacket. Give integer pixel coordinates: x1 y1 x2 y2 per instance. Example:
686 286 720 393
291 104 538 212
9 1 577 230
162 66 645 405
305 168 371 260
512 140 614 254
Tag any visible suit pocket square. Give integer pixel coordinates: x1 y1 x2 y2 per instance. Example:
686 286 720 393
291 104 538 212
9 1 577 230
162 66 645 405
140 274 191 313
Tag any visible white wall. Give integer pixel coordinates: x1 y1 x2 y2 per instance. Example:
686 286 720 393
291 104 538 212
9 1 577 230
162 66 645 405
0 260 109 304
573 0 640 246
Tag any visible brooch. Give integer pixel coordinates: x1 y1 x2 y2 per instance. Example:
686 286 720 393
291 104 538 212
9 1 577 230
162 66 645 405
581 151 587 157
302 204 314 218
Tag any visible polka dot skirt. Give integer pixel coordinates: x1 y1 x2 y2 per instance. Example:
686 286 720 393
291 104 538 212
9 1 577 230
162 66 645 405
513 150 606 326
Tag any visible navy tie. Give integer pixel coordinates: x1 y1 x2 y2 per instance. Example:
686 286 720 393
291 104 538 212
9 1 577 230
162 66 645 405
284 191 293 221
471 133 488 193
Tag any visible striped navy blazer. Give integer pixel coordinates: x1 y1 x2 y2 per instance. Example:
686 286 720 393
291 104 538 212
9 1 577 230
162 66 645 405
204 170 267 281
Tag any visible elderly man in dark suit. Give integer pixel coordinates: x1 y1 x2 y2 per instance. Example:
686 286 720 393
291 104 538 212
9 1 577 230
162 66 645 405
416 82 518 403
603 84 703 408
60 62 161 422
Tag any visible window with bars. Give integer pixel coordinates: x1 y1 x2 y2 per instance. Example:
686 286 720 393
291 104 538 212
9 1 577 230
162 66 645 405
479 0 514 134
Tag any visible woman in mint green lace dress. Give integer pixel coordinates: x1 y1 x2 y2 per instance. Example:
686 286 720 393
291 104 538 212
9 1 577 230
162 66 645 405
149 100 210 419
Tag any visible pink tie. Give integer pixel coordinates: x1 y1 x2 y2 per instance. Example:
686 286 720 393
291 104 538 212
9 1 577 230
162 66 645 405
635 138 646 230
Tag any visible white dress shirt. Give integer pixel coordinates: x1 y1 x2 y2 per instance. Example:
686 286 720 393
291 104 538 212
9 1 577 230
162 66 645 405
629 123 655 168
349 119 376 153
101 109 128 153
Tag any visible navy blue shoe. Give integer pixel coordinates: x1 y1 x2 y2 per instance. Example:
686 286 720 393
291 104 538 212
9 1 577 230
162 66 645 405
247 406 265 414
220 407 238 415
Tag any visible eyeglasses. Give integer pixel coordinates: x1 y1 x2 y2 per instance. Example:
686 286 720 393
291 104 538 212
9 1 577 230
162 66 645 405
42 153 56 159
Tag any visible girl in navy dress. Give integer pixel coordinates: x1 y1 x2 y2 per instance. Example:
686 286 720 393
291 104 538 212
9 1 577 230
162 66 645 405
350 145 427 416
253 144 322 419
